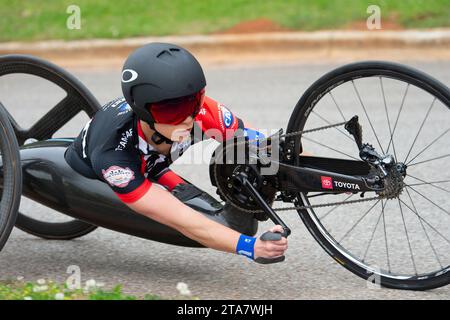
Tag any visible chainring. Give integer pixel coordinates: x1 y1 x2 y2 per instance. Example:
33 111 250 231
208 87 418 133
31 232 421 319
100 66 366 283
209 139 277 220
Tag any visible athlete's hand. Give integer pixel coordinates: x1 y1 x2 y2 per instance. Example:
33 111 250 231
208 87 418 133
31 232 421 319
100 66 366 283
253 225 288 260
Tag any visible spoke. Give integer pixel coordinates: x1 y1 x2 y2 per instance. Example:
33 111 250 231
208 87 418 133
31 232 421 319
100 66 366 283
338 200 381 243
398 199 418 275
302 136 359 160
399 198 450 246
328 92 347 122
318 194 354 220
381 199 391 273
380 77 398 161
27 95 79 141
386 84 410 154
406 128 449 166
362 200 384 262
407 181 450 190
407 174 450 194
404 97 436 164
408 154 450 167
352 80 385 154
404 188 443 269
406 185 450 216
408 180 450 185
311 111 354 142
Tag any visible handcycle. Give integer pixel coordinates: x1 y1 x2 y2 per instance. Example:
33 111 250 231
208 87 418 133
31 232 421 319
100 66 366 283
0 55 448 290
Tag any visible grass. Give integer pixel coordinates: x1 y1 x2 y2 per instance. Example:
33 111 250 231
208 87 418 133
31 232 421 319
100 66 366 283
0 0 449 42
0 279 191 300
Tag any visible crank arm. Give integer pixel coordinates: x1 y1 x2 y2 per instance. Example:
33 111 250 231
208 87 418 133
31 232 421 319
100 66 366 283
236 172 291 237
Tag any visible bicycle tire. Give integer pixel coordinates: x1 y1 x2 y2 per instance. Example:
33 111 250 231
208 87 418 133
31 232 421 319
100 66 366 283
287 61 450 290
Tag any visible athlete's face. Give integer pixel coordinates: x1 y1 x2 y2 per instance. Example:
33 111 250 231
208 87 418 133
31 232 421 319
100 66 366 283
154 116 195 142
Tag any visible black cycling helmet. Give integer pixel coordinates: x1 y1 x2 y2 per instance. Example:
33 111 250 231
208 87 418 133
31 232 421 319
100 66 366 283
121 42 206 128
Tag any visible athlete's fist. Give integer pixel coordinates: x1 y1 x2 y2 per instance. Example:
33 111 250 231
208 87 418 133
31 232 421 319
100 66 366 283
253 225 288 260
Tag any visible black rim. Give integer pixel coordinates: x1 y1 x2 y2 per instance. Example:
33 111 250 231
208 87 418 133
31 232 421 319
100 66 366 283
0 102 22 251
288 61 450 289
0 55 100 236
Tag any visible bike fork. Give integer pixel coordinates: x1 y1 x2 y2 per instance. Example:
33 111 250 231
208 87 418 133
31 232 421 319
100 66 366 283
236 172 291 238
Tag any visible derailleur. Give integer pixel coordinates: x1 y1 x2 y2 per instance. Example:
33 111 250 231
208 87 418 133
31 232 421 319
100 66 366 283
345 115 407 199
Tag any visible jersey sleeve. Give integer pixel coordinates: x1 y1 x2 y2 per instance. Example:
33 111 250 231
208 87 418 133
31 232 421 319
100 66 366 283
90 149 151 204
194 96 244 142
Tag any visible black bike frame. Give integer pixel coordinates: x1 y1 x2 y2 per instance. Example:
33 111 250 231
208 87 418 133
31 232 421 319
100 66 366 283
275 156 377 193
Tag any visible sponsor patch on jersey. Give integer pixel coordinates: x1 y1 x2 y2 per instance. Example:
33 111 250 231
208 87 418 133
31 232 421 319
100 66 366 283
220 105 234 128
198 107 206 116
115 128 133 151
117 102 132 116
321 176 333 190
102 97 126 110
102 166 135 188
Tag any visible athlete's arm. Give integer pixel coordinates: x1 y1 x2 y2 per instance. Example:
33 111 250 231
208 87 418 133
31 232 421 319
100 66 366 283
194 96 266 143
127 182 287 258
91 150 287 260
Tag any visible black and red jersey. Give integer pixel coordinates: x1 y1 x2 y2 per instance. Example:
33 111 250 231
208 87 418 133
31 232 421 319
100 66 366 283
67 96 244 203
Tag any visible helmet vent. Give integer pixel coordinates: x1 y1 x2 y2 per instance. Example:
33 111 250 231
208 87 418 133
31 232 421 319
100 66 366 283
157 48 180 59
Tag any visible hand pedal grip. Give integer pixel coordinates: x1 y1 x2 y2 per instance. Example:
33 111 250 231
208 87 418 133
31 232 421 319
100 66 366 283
260 231 282 241
254 231 286 264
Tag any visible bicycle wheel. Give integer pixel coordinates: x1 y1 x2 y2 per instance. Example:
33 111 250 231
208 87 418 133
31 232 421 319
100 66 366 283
0 102 22 252
287 61 450 290
0 55 99 240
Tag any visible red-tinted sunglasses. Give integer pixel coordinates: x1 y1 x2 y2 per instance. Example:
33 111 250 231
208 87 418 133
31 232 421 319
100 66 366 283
149 88 205 125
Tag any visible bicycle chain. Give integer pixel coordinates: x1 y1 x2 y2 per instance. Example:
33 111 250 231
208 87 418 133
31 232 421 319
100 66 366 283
213 120 383 213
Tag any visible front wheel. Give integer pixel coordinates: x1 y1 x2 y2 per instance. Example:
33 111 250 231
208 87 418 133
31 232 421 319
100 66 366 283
0 102 22 252
287 61 450 290
0 54 100 240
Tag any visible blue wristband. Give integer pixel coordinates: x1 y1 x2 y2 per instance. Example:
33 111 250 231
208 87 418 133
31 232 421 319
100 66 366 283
236 234 256 259
244 128 265 147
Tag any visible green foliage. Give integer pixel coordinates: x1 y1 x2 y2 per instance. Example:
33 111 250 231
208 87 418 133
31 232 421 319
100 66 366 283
0 280 162 300
0 0 448 41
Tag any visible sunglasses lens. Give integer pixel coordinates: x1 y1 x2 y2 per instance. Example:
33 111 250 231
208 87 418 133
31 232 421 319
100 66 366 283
150 89 205 125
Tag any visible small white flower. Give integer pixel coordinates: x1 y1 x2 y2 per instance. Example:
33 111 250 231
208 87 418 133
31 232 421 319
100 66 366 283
176 282 188 291
83 279 97 293
176 282 191 296
85 279 96 288
37 279 46 285
33 285 48 292
24 296 32 300
54 293 65 300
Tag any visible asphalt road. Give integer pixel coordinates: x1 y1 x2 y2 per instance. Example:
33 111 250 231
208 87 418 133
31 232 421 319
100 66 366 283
0 60 449 299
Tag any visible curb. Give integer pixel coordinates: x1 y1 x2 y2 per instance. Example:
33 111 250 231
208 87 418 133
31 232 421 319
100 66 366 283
1 29 448 67
1 29 449 51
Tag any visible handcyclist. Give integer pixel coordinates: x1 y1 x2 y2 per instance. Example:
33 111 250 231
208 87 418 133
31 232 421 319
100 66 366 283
65 43 288 263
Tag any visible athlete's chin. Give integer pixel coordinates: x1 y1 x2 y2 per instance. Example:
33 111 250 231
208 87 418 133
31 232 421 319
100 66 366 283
176 136 189 143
